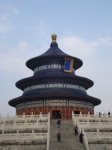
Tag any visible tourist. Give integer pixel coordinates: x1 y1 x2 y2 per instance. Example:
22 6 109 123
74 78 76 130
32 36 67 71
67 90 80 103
54 112 57 119
108 111 110 117
99 112 102 117
74 124 78 135
57 119 61 128
79 131 84 143
57 131 61 142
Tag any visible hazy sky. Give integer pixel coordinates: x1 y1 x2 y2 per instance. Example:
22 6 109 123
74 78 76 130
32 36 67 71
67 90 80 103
0 0 112 116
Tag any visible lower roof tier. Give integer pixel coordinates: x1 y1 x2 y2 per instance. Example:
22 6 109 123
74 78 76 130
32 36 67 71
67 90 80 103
9 92 101 107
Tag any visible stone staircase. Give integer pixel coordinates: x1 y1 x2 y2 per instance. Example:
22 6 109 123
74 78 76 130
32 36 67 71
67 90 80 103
49 119 85 150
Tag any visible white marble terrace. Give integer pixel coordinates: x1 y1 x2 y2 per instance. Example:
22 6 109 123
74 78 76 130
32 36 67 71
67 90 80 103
72 112 112 150
0 112 50 150
1 111 112 150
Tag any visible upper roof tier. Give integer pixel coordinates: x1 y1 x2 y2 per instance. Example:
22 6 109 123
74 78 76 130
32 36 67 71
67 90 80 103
26 34 83 71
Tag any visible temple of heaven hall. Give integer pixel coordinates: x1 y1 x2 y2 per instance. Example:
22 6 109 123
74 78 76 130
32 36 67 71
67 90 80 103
9 34 101 119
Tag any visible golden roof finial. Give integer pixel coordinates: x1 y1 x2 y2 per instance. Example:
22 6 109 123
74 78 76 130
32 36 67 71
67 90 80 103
51 34 57 42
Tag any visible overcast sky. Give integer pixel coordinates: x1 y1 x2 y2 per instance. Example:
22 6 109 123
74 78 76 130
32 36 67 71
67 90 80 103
0 0 112 116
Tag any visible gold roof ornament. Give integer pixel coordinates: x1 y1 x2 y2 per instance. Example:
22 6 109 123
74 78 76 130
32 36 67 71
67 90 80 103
51 34 57 42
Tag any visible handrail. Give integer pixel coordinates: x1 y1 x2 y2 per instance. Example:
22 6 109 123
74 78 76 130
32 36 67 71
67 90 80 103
47 112 50 150
82 128 89 150
72 111 89 150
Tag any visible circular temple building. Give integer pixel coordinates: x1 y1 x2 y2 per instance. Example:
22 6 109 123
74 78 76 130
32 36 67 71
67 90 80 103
9 34 101 119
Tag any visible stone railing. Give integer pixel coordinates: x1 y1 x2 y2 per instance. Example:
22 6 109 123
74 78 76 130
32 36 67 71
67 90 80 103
72 112 112 128
47 112 50 150
72 111 112 150
72 111 89 150
0 113 48 128
0 112 50 147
